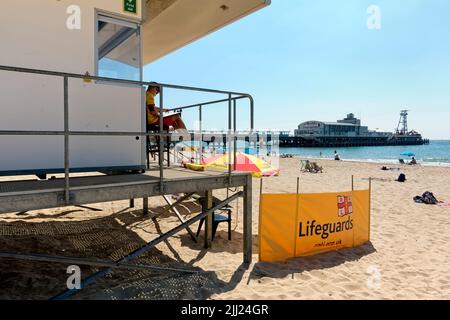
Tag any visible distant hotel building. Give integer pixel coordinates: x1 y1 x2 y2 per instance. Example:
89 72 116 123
295 113 370 137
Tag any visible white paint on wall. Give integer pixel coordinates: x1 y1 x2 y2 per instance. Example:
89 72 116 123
0 0 145 174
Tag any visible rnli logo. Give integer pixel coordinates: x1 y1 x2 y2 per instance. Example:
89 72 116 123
337 196 353 217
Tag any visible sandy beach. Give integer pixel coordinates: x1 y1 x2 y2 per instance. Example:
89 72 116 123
1 158 450 300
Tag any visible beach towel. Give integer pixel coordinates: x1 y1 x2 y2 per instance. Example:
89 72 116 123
381 166 401 171
438 202 450 208
362 177 390 182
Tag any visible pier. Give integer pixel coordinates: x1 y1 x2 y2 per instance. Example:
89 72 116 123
279 135 430 148
280 113 429 148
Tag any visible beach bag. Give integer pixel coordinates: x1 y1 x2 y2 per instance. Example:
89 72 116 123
413 196 424 204
422 191 438 205
397 173 406 182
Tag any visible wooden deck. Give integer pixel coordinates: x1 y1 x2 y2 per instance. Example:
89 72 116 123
0 167 249 213
0 167 253 300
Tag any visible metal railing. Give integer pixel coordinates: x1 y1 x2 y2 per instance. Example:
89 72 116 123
0 65 255 204
174 94 255 175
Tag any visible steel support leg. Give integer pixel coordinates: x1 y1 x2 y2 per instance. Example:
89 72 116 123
162 195 197 242
143 197 149 215
203 190 213 249
50 191 242 300
243 174 252 264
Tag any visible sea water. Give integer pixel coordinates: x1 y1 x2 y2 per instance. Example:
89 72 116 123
279 140 450 167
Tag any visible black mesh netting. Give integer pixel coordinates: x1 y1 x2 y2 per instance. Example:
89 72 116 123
0 211 225 300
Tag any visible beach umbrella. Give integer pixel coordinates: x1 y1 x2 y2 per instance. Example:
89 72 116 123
400 152 415 157
202 152 280 178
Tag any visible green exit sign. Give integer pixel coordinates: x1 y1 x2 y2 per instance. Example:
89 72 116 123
124 0 137 14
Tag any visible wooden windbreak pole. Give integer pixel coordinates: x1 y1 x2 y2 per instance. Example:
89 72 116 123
368 177 372 240
351 175 354 191
293 177 300 258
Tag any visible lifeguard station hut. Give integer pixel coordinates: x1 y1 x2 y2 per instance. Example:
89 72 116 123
0 0 270 299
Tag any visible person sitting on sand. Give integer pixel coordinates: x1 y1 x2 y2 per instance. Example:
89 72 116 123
334 151 341 161
304 160 313 172
311 162 323 173
409 157 417 165
303 160 322 173
382 166 400 171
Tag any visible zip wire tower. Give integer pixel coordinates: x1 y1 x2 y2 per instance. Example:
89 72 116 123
396 110 409 135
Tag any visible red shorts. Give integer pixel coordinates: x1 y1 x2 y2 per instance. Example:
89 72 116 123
149 114 178 127
162 114 178 127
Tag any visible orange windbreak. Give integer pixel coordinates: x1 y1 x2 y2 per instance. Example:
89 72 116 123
259 190 370 262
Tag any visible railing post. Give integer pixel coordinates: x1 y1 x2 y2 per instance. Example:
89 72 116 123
159 85 164 193
233 99 237 171
63 76 70 205
249 95 254 131
228 94 232 182
248 95 254 160
199 105 203 164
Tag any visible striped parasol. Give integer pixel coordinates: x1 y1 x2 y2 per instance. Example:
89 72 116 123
202 152 280 178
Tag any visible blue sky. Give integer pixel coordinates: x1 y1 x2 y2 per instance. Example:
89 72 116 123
144 0 450 139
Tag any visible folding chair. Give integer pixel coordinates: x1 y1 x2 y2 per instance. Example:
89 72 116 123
196 196 232 241
147 124 171 169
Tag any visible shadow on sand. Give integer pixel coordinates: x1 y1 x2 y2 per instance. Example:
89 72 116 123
0 196 375 300
248 242 376 281
0 200 249 300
